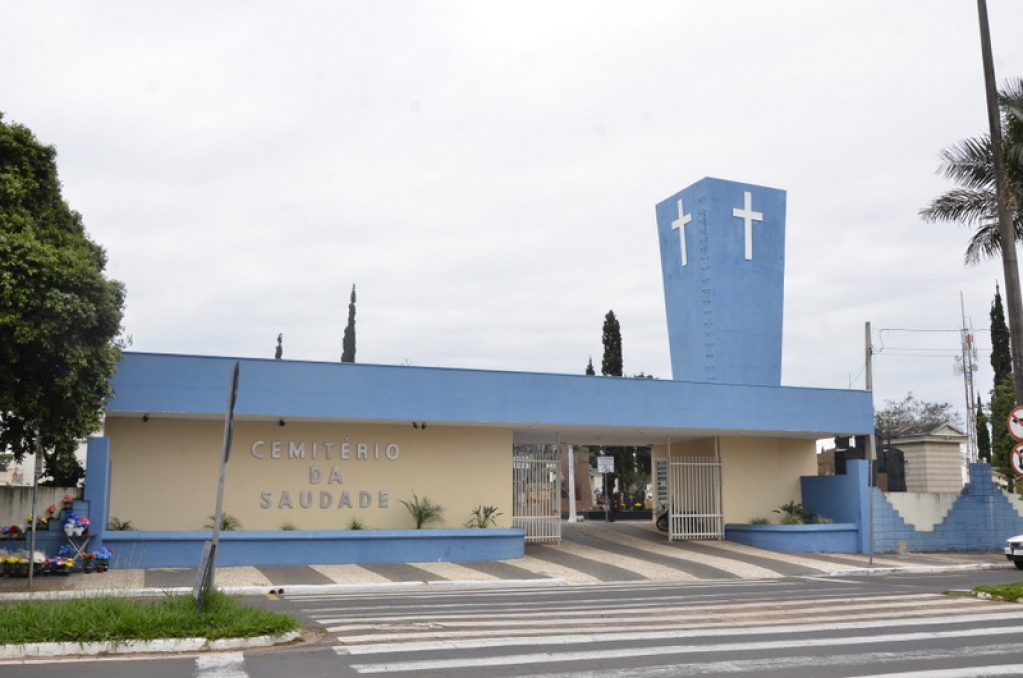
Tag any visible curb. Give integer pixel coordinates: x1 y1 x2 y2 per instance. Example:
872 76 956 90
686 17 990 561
827 563 1013 577
0 630 302 661
0 577 567 603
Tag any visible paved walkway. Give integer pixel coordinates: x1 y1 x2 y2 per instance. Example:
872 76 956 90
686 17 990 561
0 521 1011 597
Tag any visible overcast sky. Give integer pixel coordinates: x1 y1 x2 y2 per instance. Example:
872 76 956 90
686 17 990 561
3 1 1023 427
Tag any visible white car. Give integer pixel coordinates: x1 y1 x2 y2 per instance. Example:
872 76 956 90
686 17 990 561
1004 535 1023 569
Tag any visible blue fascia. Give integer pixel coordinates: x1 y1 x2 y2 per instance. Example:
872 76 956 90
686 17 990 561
106 352 874 439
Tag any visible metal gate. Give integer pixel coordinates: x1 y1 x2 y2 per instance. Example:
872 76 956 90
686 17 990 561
667 454 723 541
512 444 561 544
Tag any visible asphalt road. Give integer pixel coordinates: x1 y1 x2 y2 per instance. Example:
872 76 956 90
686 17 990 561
8 570 1023 677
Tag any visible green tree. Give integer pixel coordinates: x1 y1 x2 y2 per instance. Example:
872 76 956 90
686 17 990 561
991 284 1012 384
341 284 356 363
991 377 1016 483
0 113 125 483
977 396 992 463
585 357 595 375
600 310 622 377
919 78 1023 264
274 333 283 360
989 284 1014 480
873 393 963 432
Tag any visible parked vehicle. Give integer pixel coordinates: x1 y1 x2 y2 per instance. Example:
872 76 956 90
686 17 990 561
1004 535 1023 569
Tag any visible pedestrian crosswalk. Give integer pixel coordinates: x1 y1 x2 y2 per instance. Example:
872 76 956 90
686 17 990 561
288 586 1023 676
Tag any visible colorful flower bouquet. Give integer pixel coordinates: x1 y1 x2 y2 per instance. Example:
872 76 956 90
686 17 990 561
1 550 45 576
44 555 75 574
62 511 90 536
94 546 114 572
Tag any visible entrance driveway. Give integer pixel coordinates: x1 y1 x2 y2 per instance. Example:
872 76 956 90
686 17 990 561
0 520 1008 595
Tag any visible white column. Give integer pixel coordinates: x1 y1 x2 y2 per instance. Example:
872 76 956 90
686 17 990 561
567 444 576 522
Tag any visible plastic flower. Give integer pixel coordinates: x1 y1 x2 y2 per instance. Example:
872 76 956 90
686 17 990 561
47 505 56 515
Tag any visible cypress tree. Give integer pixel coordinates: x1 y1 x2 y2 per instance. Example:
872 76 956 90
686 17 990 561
990 284 1015 481
341 285 356 363
992 284 1012 385
601 310 623 377
976 396 992 463
585 357 595 375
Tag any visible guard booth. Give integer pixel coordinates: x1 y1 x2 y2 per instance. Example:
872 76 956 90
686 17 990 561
512 444 561 544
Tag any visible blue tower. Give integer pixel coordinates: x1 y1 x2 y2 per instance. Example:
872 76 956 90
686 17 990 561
655 177 786 386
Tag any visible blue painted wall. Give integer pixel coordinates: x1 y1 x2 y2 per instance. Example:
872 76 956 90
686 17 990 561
869 464 1023 552
725 523 859 553
799 461 1023 553
107 352 874 439
655 177 786 386
102 528 526 569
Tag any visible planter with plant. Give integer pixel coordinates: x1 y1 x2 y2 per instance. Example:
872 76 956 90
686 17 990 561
464 505 502 528
400 493 444 529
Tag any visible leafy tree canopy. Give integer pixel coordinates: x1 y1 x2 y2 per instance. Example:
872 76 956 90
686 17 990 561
0 112 125 479
874 392 963 433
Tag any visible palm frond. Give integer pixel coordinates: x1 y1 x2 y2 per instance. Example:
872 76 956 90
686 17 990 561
920 188 996 226
937 137 995 190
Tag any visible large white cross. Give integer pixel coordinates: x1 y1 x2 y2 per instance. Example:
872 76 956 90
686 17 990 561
732 191 763 260
671 199 692 267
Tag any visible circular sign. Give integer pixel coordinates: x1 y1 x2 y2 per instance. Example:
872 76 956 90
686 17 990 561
1009 407 1023 442
1011 442 1023 478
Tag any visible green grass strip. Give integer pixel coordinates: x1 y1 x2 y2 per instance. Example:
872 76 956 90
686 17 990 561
973 581 1023 602
0 590 302 645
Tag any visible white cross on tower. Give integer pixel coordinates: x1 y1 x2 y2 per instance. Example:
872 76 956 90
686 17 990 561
671 199 692 267
732 191 763 260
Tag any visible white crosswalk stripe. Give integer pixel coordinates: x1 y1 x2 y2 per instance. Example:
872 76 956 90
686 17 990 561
285 590 1023 676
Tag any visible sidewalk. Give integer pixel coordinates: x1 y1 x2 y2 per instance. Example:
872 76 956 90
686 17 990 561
0 522 1011 599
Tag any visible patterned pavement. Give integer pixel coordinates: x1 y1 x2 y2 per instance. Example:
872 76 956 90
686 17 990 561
0 521 1010 595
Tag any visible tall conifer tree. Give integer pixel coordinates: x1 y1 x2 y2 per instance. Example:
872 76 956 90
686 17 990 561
601 311 623 377
976 396 992 463
990 284 1015 482
341 285 356 363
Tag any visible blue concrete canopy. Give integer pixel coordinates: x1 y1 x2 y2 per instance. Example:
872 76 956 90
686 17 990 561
107 352 874 445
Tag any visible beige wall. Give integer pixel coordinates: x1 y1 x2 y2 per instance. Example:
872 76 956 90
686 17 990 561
719 437 816 523
105 419 513 531
652 436 816 524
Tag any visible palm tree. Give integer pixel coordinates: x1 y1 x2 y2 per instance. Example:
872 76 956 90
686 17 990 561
920 78 1023 264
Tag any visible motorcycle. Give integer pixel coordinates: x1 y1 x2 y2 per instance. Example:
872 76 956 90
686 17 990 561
656 504 669 532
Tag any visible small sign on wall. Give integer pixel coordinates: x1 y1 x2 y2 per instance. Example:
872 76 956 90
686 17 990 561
597 456 614 474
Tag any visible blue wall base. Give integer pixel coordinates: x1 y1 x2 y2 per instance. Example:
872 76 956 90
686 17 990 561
102 528 526 569
725 523 859 553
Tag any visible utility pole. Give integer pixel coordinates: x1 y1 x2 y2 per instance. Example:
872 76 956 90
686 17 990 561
865 321 876 567
977 0 1023 405
955 293 979 462
865 321 876 463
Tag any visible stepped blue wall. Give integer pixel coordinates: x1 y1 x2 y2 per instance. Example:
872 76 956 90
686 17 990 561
803 461 1023 553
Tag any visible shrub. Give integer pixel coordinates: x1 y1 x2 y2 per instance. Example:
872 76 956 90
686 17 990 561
773 501 828 525
205 513 241 531
464 505 503 528
400 493 444 529
107 517 135 531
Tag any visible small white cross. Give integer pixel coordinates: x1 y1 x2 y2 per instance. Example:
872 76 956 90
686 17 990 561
732 191 763 260
671 199 692 267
